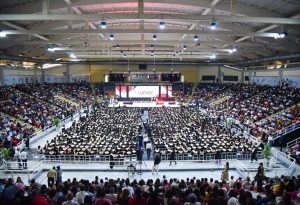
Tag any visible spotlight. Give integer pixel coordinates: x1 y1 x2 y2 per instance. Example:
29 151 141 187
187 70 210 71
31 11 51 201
193 35 199 41
84 42 89 48
123 53 127 57
150 51 154 56
116 45 120 48
109 34 114 40
0 32 7 38
210 21 217 30
100 21 107 28
153 34 157 41
150 44 154 48
159 21 166 29
69 53 77 59
47 48 55 52
274 31 288 39
232 48 237 52
228 49 233 54
183 45 187 50
209 54 216 59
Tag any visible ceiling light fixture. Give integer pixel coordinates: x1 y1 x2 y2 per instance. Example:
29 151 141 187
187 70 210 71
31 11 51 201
153 34 157 41
209 54 216 59
116 45 120 48
183 45 187 50
210 20 217 30
69 53 77 59
194 35 199 41
159 21 166 29
274 31 288 39
109 34 114 40
100 21 107 29
47 48 55 52
0 32 7 38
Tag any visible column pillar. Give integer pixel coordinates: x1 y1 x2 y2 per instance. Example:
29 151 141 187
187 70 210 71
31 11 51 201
240 69 245 83
41 70 45 83
279 69 283 86
217 65 222 83
66 64 71 83
0 67 4 86
33 66 38 84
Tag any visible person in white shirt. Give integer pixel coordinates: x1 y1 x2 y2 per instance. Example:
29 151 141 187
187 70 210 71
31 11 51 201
20 150 28 169
122 181 134 196
75 185 88 205
105 187 118 204
146 141 152 160
63 192 79 205
228 176 235 188
14 148 22 169
143 135 149 149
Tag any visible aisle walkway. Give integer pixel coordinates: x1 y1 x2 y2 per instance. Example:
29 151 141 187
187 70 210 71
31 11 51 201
140 109 153 161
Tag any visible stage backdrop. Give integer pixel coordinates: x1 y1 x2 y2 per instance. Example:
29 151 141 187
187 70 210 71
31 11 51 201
115 85 172 98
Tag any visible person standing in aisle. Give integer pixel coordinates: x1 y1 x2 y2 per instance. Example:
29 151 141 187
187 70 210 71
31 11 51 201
169 149 177 165
146 141 152 160
152 154 161 175
20 150 28 169
47 167 57 187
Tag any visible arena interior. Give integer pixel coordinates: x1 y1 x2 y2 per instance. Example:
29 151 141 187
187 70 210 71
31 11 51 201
0 0 300 204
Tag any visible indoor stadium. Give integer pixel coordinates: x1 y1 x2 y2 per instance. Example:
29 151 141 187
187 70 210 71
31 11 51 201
0 0 300 205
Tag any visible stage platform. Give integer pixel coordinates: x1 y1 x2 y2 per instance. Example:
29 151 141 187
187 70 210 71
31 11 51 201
108 101 180 107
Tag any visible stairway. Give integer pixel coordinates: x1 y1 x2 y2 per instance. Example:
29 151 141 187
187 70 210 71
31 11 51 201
54 95 80 107
212 96 230 106
186 83 197 104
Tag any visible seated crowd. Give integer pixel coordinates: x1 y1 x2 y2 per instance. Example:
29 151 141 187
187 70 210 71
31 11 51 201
148 107 259 157
0 83 95 149
41 104 141 157
192 83 300 141
0 173 299 205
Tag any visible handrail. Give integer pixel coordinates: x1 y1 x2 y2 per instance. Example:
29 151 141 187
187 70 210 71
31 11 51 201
286 137 300 149
234 159 249 178
271 147 296 176
274 121 300 140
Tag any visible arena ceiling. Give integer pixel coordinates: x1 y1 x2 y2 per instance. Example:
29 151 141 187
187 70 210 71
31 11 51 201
0 0 300 65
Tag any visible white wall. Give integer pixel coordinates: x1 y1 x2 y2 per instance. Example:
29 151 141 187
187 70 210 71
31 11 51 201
251 68 300 87
3 68 42 85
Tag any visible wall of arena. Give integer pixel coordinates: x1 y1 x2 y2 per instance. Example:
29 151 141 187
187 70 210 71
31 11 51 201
1 65 300 86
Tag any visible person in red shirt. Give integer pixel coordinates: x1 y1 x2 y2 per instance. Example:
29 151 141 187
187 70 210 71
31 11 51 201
128 188 146 205
31 189 49 205
95 189 112 205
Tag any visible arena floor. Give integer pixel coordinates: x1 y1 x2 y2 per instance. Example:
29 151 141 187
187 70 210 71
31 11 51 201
13 109 295 186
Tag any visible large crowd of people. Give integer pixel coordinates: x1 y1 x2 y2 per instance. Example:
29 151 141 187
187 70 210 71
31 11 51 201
41 104 141 157
192 83 300 141
0 173 299 205
0 83 95 151
148 107 258 158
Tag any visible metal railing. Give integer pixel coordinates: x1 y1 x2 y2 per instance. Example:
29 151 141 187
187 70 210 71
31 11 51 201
32 151 261 164
274 121 300 140
234 159 249 178
271 147 296 176
286 137 300 149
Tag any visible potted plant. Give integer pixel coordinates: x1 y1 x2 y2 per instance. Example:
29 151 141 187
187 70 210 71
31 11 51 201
262 143 272 168
0 148 11 161
53 118 61 129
